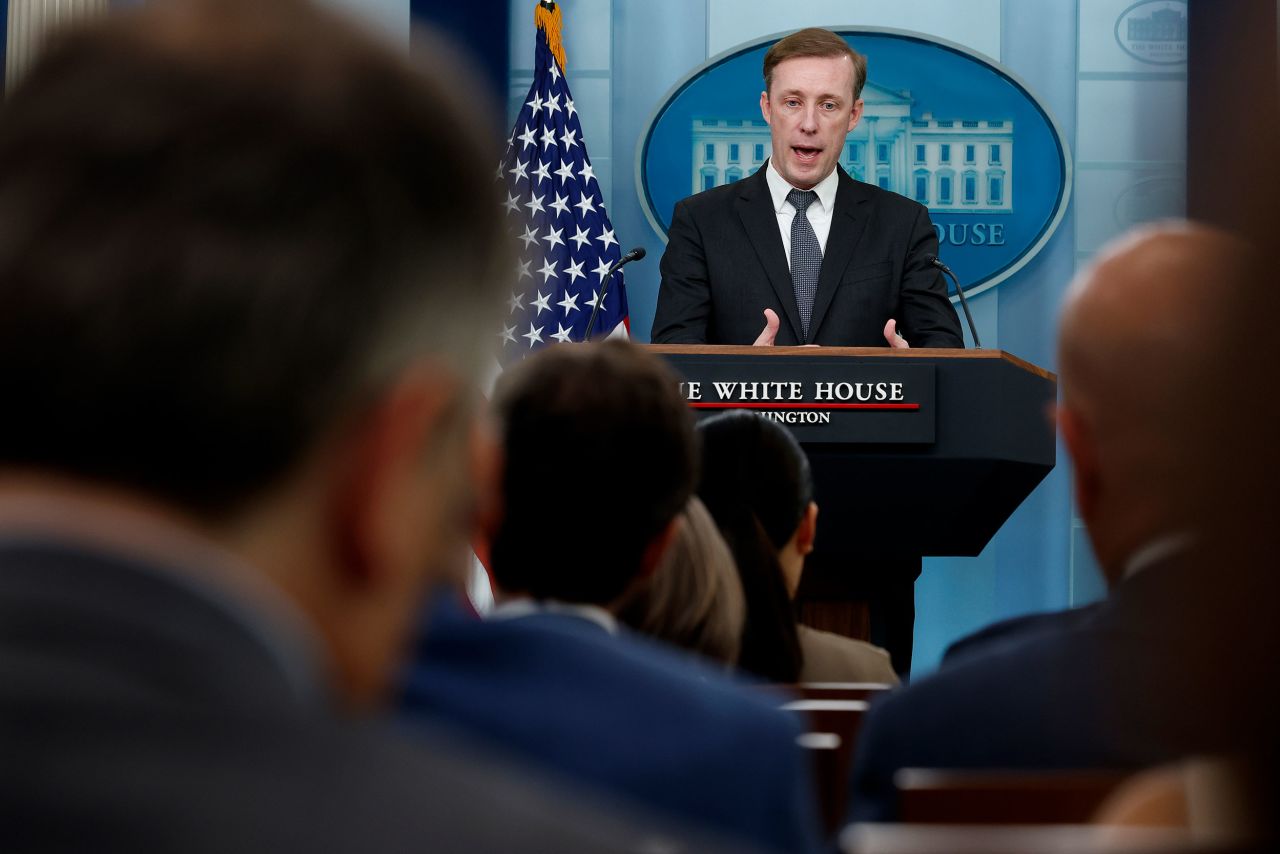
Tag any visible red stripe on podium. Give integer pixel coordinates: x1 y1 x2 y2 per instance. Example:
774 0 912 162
687 402 920 410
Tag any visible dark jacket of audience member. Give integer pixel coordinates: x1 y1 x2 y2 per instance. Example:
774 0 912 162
617 496 746 668
696 411 896 685
400 341 823 854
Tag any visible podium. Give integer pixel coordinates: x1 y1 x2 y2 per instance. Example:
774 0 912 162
647 345 1058 658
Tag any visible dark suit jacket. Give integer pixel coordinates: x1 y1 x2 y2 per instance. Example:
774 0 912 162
846 551 1265 822
652 164 964 347
0 540 715 852
400 593 824 854
940 605 1102 668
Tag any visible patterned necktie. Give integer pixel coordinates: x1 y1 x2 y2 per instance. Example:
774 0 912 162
787 188 821 340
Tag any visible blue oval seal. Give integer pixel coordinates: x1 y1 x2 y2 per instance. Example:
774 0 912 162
636 28 1073 300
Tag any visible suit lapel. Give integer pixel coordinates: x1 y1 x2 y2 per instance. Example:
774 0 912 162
809 168 871 342
734 165 803 343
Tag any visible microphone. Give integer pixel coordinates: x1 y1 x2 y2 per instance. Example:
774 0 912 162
928 255 982 348
584 247 646 341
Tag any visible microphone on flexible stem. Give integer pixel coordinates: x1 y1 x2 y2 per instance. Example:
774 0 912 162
928 255 982 348
584 246 646 342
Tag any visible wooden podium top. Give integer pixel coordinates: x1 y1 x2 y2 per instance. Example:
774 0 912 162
642 345 1057 382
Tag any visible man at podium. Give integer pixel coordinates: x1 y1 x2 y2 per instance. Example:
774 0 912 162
651 27 965 675
651 27 963 350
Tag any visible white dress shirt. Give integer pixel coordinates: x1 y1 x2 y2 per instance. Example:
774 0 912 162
1121 532 1195 581
765 160 840 268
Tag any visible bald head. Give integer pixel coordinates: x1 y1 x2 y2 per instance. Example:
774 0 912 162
1057 222 1261 577
1060 223 1253 431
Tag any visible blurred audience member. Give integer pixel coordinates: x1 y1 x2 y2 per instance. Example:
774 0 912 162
400 340 824 854
847 223 1277 824
0 1 714 850
697 411 897 685
617 496 746 669
1095 756 1273 847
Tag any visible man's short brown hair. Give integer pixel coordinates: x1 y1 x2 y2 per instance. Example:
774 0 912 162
488 340 697 606
763 27 867 101
0 0 507 517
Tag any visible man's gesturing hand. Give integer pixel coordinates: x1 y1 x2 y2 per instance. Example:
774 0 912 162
753 308 780 346
884 319 910 349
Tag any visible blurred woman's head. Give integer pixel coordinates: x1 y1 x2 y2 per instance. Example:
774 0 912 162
696 411 818 683
616 497 745 668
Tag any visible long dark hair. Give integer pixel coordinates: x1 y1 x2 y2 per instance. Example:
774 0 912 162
696 411 813 682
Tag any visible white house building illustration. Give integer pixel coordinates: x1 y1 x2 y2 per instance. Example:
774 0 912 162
691 82 1014 214
1128 6 1186 42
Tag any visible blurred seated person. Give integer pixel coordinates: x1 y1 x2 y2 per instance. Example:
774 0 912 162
1095 755 1273 844
847 224 1278 823
696 411 897 685
617 496 746 669
0 0 684 849
399 341 823 854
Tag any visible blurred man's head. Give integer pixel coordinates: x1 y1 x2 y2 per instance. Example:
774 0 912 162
486 340 697 608
1057 222 1261 584
0 0 509 708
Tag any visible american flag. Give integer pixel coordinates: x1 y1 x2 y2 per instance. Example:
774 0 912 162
495 4 628 358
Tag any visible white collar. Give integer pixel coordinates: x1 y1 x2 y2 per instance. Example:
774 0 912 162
1122 532 1196 581
488 598 618 634
765 159 840 215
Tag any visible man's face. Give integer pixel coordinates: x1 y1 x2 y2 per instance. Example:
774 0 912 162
760 54 863 190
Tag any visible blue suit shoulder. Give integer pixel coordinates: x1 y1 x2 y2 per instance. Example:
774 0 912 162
400 595 823 853
847 619 1116 823
675 176 754 218
942 605 1101 666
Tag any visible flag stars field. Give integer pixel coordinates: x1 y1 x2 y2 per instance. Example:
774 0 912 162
537 259 558 283
543 225 565 250
494 10 628 353
557 291 580 315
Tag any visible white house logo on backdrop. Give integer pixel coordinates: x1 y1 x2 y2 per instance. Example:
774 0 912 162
691 91 1015 215
1115 0 1187 65
1114 174 1185 230
638 28 1072 300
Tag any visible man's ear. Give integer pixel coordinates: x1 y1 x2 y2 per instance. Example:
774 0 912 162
1058 403 1100 522
469 419 503 575
327 367 462 589
848 98 864 131
796 501 819 556
760 89 771 125
637 514 683 583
